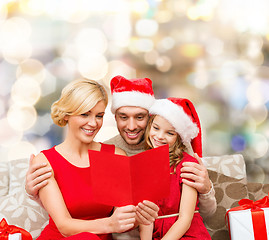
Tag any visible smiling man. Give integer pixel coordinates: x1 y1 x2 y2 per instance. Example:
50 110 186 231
105 75 155 156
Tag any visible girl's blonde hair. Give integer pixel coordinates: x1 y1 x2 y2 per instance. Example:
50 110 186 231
144 115 186 173
51 78 108 127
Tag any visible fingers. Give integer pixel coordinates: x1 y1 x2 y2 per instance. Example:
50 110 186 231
142 200 159 212
116 221 135 233
31 171 51 188
29 154 35 165
193 153 203 165
136 209 152 225
111 205 136 233
113 205 136 222
27 161 48 175
181 161 203 173
181 172 211 194
117 205 137 214
182 178 202 189
30 165 52 181
181 172 200 182
136 201 159 225
25 157 52 197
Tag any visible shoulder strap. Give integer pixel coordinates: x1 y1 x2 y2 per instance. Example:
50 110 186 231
100 143 115 153
41 147 55 161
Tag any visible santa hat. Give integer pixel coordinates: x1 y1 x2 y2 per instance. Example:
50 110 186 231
149 97 202 157
110 75 155 113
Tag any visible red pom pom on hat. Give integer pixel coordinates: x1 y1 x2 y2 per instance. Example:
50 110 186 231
110 75 155 113
149 97 202 157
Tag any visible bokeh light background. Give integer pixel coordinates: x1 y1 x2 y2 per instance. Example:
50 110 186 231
0 0 269 183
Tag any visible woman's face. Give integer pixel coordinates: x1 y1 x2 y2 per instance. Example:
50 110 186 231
65 100 106 144
149 115 178 148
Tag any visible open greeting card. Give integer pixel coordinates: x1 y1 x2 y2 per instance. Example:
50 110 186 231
89 144 170 207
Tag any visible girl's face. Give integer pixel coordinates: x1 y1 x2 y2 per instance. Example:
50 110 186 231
65 100 106 144
149 115 178 148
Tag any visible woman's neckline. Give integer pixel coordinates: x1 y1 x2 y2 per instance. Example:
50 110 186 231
53 146 91 169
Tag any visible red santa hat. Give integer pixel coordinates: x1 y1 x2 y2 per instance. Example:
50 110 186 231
149 97 202 157
110 75 155 113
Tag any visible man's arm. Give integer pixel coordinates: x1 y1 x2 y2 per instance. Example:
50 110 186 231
180 153 217 219
25 154 52 205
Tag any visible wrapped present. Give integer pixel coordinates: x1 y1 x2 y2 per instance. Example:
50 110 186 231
0 218 32 240
5 233 21 240
226 194 269 240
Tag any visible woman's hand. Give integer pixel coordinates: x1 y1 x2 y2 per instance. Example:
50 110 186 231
109 205 136 233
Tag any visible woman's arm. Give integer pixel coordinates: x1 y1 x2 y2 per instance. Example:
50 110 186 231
139 223 153 240
34 153 136 237
161 184 197 240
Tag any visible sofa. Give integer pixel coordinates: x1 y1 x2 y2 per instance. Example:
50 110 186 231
0 155 268 240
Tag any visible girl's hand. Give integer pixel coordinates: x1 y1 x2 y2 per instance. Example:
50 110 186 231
136 200 159 225
109 205 136 233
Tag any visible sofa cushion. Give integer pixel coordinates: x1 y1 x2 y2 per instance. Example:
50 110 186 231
204 170 249 240
0 161 9 196
0 158 49 239
247 182 269 201
203 154 246 179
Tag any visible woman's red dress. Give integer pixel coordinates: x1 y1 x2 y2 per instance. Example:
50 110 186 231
37 144 115 240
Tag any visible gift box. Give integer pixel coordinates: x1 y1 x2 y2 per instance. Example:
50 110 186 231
0 218 32 240
3 233 22 240
226 194 269 240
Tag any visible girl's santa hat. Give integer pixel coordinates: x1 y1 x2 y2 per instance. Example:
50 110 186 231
110 75 155 113
149 97 202 157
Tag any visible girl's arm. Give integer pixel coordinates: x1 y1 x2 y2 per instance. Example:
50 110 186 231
181 154 217 218
139 223 153 240
34 153 136 237
161 184 197 240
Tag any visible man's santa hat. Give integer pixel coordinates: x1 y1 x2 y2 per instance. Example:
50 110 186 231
110 75 155 113
149 97 202 157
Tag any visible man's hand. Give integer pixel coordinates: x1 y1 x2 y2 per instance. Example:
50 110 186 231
135 200 159 225
181 153 211 194
25 154 52 199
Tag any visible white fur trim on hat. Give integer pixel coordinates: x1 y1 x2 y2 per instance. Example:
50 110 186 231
111 91 155 113
149 99 199 144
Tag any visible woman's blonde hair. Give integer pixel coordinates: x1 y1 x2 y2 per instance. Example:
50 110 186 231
51 78 108 127
144 115 186 173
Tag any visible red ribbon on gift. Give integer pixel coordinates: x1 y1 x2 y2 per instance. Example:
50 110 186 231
0 218 32 240
225 193 269 240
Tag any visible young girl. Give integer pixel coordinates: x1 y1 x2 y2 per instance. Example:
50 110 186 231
139 97 211 240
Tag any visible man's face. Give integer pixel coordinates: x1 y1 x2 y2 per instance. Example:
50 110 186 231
115 106 149 146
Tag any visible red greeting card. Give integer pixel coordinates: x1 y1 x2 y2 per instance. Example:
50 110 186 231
89 144 170 207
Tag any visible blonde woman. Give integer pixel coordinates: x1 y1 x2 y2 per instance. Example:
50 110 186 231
34 79 148 240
